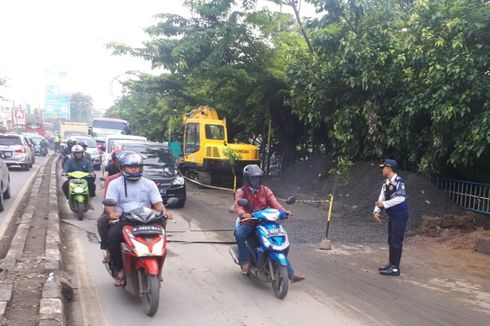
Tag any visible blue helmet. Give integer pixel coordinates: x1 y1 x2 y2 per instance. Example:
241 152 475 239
119 151 143 181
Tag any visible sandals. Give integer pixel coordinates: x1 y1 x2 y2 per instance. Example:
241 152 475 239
114 276 126 287
114 270 126 287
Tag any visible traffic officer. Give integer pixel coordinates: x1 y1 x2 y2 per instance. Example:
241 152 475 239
372 159 409 276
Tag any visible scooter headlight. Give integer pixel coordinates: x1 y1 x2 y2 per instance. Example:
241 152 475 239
132 240 152 256
151 237 165 256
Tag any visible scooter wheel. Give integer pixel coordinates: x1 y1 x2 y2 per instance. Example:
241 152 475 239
77 202 84 220
143 274 160 316
271 263 289 299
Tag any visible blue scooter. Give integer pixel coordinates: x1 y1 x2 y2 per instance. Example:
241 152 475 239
229 196 295 299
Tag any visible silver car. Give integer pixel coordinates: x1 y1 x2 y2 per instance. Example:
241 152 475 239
0 134 34 171
0 152 11 212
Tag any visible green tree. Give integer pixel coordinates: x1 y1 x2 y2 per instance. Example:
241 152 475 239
108 0 306 167
70 92 94 123
289 0 490 178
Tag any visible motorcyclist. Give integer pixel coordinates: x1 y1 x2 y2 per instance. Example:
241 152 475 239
40 137 49 152
105 152 173 286
61 138 77 167
62 145 96 201
234 164 305 283
63 138 76 156
78 141 92 161
101 149 123 189
97 150 124 263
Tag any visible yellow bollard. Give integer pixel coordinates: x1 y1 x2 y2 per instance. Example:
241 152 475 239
319 193 334 250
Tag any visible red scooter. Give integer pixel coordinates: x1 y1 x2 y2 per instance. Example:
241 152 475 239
102 198 178 316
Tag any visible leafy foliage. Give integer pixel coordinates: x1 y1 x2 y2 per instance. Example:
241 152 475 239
70 92 94 123
107 0 490 180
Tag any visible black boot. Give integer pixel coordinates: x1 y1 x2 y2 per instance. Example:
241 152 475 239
378 247 394 271
380 249 402 276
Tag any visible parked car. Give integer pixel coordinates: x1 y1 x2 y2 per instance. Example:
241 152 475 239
0 153 11 212
122 142 186 208
0 134 34 170
71 136 102 170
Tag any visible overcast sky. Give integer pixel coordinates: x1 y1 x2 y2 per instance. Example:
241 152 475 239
0 0 315 110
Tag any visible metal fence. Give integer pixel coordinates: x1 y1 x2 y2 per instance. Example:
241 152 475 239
432 176 490 216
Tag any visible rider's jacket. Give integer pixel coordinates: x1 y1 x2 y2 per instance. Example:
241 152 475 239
63 157 93 174
234 185 285 226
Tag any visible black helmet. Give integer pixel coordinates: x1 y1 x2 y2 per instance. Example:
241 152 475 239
78 141 88 149
71 145 84 159
119 151 143 181
67 138 77 147
243 164 263 191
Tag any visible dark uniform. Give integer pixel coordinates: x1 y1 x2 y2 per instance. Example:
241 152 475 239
374 162 409 275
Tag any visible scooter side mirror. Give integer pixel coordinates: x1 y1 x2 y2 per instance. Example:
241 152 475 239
102 199 117 206
286 196 296 205
237 199 249 207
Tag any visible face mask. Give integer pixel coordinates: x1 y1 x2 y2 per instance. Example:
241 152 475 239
248 176 261 190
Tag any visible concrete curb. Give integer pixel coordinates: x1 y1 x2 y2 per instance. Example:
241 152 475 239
39 156 66 326
0 156 50 321
0 282 13 319
44 159 62 271
1 159 47 271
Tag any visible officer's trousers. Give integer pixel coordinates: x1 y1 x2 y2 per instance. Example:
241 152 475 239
387 211 408 267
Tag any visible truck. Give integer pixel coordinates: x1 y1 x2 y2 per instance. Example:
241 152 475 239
89 117 131 147
180 106 259 186
60 122 89 140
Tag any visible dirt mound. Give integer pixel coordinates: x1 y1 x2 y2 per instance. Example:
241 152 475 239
267 155 461 231
420 212 490 237
411 228 490 252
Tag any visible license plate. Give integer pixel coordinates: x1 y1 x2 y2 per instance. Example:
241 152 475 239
132 224 162 236
266 229 286 237
3 152 12 158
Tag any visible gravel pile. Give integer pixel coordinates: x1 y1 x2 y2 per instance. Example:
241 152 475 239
266 155 461 244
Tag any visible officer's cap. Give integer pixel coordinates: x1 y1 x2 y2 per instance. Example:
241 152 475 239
379 159 398 170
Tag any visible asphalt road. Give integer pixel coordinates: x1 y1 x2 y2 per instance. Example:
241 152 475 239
0 154 49 224
62 181 490 326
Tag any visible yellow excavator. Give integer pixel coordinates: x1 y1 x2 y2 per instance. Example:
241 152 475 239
180 106 259 186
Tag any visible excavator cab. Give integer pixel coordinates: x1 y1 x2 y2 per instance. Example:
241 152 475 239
181 106 259 185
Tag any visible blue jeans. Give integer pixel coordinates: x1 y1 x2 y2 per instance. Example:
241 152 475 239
235 223 295 277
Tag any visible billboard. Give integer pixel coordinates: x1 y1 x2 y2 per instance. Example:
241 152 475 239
12 107 26 127
44 71 70 120
44 94 70 120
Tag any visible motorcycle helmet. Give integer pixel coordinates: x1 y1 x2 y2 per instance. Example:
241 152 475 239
78 141 88 150
71 144 84 160
66 138 77 148
243 164 263 191
111 148 124 162
119 151 144 181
